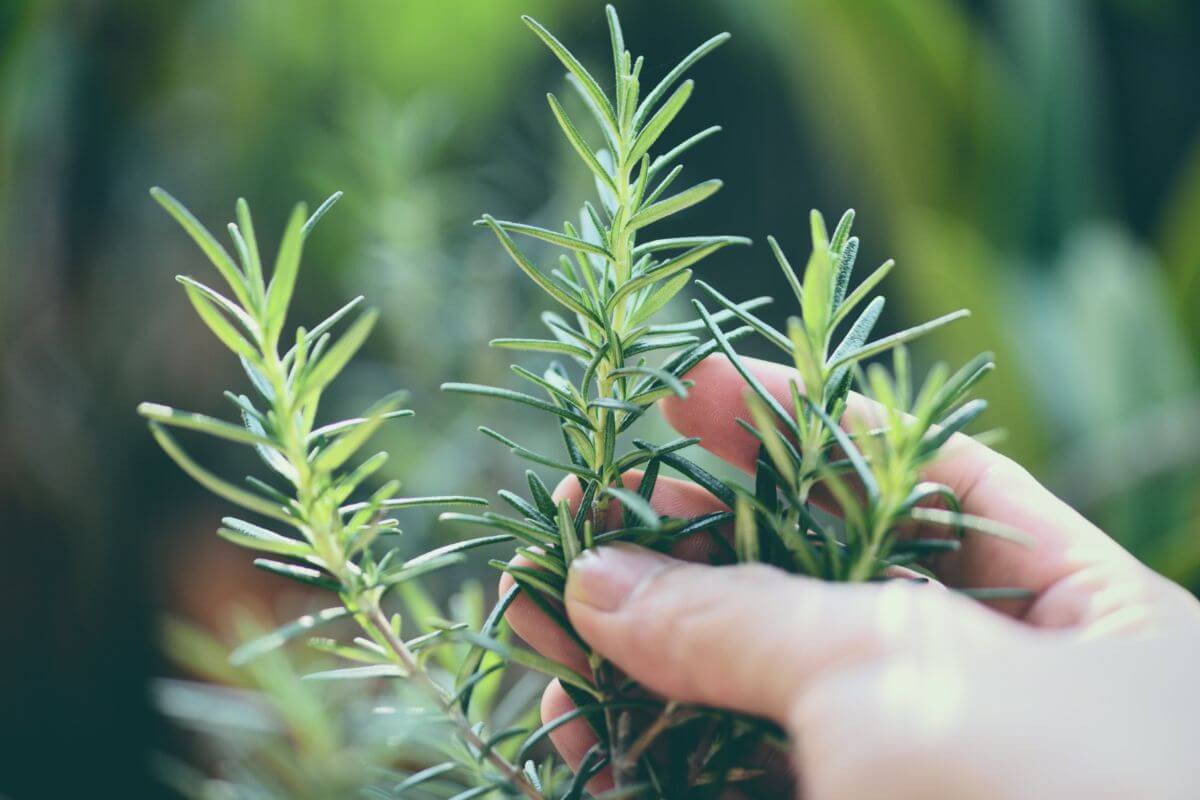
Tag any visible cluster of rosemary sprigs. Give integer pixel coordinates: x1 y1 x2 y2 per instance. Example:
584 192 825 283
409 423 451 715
141 6 1020 798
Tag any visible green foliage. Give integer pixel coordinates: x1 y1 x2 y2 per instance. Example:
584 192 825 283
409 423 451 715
696 210 1028 584
144 7 1027 799
440 7 779 792
139 190 562 798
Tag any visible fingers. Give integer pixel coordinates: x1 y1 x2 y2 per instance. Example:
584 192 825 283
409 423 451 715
500 561 592 674
540 680 612 790
564 543 995 723
661 354 1142 613
660 354 790 475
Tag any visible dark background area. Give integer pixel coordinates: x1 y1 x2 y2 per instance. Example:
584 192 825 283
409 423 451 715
2 0 1199 795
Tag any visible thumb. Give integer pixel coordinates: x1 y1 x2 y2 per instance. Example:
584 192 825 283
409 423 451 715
564 543 965 723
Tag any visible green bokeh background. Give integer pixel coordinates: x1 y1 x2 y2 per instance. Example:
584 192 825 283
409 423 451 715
2 0 1198 795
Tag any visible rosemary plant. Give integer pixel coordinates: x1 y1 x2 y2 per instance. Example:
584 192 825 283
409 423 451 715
137 190 555 799
440 6 773 793
695 210 1030 584
141 9 1029 799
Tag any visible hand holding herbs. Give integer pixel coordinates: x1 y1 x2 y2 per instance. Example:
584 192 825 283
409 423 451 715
138 6 1200 799
510 353 1200 798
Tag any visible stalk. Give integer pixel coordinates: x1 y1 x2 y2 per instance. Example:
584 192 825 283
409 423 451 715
257 321 541 797
443 7 751 790
139 190 538 796
366 606 542 799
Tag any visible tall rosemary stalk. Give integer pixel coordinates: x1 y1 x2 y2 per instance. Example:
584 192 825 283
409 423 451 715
441 6 761 790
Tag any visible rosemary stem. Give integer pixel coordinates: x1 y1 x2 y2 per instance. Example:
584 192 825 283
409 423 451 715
622 701 679 769
260 313 538 795
366 605 542 800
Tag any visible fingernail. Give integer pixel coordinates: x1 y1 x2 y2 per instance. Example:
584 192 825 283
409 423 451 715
566 544 672 612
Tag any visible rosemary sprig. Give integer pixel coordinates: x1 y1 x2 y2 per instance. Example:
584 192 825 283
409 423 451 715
442 6 754 790
697 209 1029 583
137 189 544 798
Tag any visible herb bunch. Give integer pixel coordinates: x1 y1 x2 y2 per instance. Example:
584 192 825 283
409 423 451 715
141 7 1027 799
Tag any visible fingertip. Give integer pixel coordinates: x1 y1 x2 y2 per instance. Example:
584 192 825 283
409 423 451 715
551 474 585 504
501 552 591 674
566 552 832 720
565 544 678 616
540 678 575 722
540 681 588 766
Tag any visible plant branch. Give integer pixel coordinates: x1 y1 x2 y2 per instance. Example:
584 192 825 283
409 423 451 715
366 605 542 800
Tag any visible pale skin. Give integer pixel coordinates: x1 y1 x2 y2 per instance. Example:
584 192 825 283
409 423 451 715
502 354 1200 798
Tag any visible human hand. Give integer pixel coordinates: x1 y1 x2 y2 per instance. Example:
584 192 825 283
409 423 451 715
504 355 1200 798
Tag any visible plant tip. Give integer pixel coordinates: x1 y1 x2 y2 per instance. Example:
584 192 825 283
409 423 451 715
137 401 164 417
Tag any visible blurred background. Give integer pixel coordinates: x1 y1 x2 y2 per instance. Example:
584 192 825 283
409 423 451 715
2 0 1199 796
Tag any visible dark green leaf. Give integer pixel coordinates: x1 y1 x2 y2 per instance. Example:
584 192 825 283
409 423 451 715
695 280 790 352
655 448 735 507
919 399 987 456
803 396 880 501
527 470 557 519
490 337 592 359
826 309 970 372
693 300 799 440
480 215 594 318
477 426 600 480
606 487 661 529
483 218 611 260
392 763 458 794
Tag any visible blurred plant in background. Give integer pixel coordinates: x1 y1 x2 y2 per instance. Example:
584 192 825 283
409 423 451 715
2 0 1199 796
